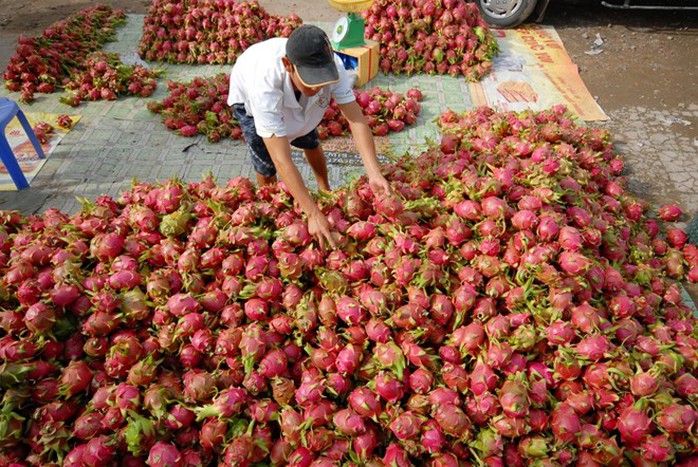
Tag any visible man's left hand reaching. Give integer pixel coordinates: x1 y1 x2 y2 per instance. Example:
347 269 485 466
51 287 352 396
368 172 392 196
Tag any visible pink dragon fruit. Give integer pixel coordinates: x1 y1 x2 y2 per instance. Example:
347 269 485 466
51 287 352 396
498 375 530 418
575 334 614 361
332 408 366 436
348 387 381 419
335 296 366 326
551 403 581 444
655 403 698 433
658 203 683 222
433 403 470 437
147 442 181 467
390 410 423 440
374 371 406 403
420 419 447 454
382 443 411 466
617 402 653 445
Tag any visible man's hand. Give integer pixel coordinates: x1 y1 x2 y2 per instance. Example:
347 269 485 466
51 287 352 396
307 209 341 250
263 135 342 250
368 172 392 196
338 101 393 198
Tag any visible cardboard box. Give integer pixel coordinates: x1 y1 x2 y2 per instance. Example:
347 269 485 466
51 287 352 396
334 40 379 88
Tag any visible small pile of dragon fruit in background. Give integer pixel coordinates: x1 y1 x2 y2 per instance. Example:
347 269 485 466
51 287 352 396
139 0 497 142
2 5 128 103
2 0 302 105
147 75 426 142
3 0 501 146
146 74 239 142
0 105 696 466
59 51 161 107
136 0 500 81
137 0 303 64
318 87 424 139
363 0 499 81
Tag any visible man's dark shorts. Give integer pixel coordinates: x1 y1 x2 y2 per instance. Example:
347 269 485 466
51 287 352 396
232 103 320 178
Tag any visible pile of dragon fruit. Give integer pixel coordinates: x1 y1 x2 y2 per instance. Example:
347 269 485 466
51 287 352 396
137 0 302 65
363 0 499 81
147 73 242 142
318 86 424 139
136 0 499 78
2 5 127 103
1 105 697 466
147 74 424 143
59 51 161 107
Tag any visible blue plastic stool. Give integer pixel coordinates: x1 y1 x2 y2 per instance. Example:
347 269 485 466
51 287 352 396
0 97 46 190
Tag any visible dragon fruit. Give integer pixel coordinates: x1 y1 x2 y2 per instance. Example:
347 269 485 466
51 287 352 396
389 411 423 440
147 442 181 467
0 105 696 465
332 408 366 436
348 387 381 419
618 402 654 445
658 203 683 222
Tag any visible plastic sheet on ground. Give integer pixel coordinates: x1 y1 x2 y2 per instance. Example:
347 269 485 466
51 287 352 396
0 112 81 191
468 24 608 121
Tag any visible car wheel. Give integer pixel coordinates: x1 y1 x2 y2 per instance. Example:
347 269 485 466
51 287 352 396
475 0 538 28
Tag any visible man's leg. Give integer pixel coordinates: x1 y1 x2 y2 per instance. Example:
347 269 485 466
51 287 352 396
232 103 277 185
292 127 330 192
256 173 278 186
303 145 330 192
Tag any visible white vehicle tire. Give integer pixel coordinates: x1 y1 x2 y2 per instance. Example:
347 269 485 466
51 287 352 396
475 0 538 27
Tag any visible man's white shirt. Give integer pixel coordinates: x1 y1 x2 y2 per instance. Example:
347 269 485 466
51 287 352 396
228 37 355 140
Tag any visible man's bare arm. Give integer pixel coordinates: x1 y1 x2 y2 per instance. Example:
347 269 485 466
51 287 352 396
339 101 392 195
263 135 339 249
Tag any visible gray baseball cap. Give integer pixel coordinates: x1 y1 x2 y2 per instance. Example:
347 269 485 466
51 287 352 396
286 25 339 87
